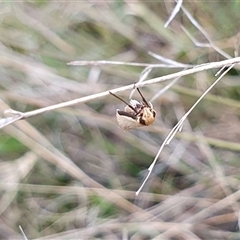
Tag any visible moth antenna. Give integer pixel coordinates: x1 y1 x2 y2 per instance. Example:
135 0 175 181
109 91 136 112
136 88 151 107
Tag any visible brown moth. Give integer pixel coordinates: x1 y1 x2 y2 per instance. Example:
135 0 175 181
109 88 156 131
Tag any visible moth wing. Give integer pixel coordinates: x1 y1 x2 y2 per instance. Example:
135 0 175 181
124 105 135 113
116 110 142 131
129 99 140 108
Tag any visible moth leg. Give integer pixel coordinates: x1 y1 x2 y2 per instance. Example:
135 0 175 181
134 107 144 116
109 91 137 113
136 88 151 108
117 110 137 119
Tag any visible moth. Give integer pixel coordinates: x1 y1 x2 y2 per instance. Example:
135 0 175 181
109 88 156 131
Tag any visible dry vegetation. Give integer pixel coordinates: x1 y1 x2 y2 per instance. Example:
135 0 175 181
1 1 240 239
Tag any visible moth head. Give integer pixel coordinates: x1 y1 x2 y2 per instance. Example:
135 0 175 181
137 106 156 126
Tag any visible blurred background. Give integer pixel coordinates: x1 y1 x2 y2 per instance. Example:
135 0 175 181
1 1 240 239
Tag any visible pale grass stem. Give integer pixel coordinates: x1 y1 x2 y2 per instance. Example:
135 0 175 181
136 64 235 195
1 57 240 129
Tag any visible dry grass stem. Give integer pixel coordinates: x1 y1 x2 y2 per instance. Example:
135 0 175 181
1 3 240 239
1 58 240 129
